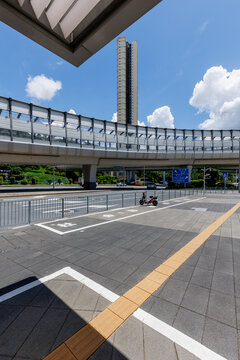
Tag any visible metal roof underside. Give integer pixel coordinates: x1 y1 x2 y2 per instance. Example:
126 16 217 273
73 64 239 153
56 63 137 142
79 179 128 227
0 0 162 67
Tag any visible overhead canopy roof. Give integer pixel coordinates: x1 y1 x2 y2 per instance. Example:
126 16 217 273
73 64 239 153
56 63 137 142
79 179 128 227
0 0 162 67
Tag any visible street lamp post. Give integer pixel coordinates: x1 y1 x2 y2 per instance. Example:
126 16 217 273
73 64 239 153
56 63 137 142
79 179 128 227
53 166 55 190
203 166 206 193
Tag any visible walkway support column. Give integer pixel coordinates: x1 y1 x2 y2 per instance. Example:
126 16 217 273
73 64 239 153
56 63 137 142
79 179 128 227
83 165 97 190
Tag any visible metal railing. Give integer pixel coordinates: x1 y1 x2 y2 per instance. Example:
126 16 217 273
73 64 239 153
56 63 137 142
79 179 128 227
1 96 240 154
0 189 210 228
1 188 239 228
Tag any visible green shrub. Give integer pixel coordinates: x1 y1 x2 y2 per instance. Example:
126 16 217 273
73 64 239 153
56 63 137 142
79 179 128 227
9 176 15 184
20 179 28 185
0 176 3 185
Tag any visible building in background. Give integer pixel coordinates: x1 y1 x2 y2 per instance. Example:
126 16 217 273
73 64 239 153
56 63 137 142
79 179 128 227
117 37 138 125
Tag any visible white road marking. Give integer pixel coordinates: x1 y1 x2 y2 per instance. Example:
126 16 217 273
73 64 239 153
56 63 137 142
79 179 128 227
11 224 30 230
162 202 170 205
0 266 226 360
127 209 138 212
134 309 226 360
37 197 206 235
102 214 115 218
57 222 77 228
192 207 207 212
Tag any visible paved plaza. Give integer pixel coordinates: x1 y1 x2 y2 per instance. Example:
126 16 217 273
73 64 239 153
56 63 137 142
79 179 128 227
0 193 240 359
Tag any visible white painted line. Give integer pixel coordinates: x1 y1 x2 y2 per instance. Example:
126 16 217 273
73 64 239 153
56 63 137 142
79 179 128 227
0 265 226 360
0 267 70 303
37 197 206 235
103 214 115 218
65 267 119 303
57 222 77 228
134 309 226 360
11 224 30 230
192 207 207 212
127 209 138 212
36 204 138 225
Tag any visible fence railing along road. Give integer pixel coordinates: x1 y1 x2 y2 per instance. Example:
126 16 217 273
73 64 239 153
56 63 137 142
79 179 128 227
1 189 237 228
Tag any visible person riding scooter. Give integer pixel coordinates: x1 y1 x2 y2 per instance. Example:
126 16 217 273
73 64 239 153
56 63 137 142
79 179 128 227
139 192 158 206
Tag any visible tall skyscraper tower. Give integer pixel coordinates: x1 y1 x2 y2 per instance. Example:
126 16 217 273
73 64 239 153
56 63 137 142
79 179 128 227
117 37 138 125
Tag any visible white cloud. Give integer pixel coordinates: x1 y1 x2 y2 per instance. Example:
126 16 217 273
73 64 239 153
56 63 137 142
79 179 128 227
68 109 76 114
111 112 117 122
147 106 175 128
25 74 62 101
111 109 173 128
190 66 240 129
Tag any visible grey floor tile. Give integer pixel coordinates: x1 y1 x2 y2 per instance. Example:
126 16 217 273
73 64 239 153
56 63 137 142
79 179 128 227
112 317 144 360
158 278 188 305
171 263 194 282
50 280 82 309
94 296 111 312
173 308 205 342
89 338 113 360
110 264 137 282
181 284 210 315
0 305 24 335
175 344 200 360
196 255 215 271
190 267 213 289
214 259 233 275
52 309 93 350
73 285 99 311
211 272 235 295
202 318 238 360
207 290 236 327
145 296 179 326
0 306 45 356
143 323 178 359
16 308 68 358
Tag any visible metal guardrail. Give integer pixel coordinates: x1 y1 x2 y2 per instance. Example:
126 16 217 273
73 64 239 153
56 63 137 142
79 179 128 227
0 96 240 154
2 188 238 228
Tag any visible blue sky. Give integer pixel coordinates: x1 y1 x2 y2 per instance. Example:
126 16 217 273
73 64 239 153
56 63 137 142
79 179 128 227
0 0 240 130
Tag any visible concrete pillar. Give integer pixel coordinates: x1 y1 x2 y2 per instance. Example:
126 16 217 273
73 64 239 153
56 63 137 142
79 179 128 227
126 170 131 183
187 166 192 182
126 170 135 183
83 165 97 190
163 171 166 184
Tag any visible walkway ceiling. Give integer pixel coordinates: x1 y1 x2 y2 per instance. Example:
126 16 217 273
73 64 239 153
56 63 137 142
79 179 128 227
0 0 162 67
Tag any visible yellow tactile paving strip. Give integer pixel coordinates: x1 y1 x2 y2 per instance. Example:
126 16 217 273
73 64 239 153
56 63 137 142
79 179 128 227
44 202 240 360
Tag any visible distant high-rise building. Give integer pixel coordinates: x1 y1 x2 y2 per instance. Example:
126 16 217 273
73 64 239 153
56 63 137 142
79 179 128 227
117 37 138 125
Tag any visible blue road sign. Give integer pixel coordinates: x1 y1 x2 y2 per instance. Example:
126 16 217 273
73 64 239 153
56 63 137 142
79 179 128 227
172 168 190 183
223 172 228 179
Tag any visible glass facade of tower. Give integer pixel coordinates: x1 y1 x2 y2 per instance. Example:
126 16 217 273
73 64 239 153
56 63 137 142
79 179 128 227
117 37 138 125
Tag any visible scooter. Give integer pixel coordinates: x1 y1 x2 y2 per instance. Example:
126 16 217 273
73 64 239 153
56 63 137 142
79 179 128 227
139 192 158 206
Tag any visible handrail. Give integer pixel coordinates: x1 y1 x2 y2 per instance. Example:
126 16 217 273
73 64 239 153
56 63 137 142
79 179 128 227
0 95 239 154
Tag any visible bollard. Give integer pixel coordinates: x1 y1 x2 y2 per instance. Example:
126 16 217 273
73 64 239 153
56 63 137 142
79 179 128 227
106 194 109 210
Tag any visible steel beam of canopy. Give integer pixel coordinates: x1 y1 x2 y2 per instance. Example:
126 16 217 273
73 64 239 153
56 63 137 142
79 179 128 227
0 0 163 67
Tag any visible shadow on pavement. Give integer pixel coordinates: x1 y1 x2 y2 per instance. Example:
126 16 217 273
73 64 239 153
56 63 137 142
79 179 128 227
0 274 128 359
